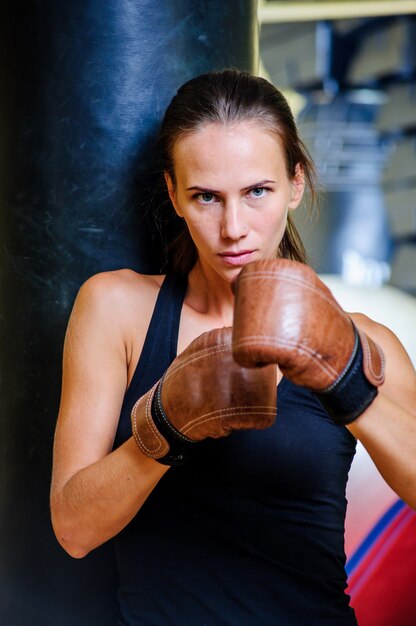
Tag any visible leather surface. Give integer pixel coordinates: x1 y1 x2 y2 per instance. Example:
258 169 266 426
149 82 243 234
132 327 277 458
233 259 385 390
1 1 258 624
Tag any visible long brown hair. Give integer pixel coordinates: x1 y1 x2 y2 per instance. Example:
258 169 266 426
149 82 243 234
149 69 317 274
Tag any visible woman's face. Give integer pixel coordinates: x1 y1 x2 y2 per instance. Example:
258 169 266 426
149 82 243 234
165 121 305 283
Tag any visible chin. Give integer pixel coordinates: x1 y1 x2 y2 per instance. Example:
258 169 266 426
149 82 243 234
222 266 246 283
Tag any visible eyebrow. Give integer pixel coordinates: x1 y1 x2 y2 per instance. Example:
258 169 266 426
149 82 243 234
186 185 220 194
186 179 277 193
241 179 277 192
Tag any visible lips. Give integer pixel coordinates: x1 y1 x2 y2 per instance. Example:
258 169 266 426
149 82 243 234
219 250 256 266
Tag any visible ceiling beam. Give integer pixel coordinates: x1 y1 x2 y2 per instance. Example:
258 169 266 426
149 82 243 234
258 1 416 23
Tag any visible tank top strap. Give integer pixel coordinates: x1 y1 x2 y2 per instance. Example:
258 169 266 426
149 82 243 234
113 272 187 449
125 271 187 404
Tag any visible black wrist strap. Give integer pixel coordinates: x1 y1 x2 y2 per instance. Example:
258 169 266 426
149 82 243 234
315 328 378 425
151 379 198 466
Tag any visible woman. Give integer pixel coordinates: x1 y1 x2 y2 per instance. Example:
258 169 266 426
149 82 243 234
50 69 416 625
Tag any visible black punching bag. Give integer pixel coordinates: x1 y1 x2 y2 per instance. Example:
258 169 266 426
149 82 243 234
0 1 257 624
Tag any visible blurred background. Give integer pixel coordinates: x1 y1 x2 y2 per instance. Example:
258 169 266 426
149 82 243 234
258 2 416 624
259 0 416 293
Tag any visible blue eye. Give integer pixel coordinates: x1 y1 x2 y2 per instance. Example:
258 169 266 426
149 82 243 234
250 187 266 198
196 192 217 204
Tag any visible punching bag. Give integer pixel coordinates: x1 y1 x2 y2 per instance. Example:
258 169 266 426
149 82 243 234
0 1 257 624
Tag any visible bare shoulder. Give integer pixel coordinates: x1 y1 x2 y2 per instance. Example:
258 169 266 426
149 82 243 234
78 269 163 308
74 269 163 327
68 269 165 369
350 311 416 408
350 312 411 360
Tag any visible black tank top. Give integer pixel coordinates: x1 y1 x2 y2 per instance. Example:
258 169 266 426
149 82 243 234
113 273 358 626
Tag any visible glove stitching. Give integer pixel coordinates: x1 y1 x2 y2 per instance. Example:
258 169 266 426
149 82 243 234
181 406 276 436
164 344 230 380
234 336 340 380
357 328 385 384
239 271 346 316
131 395 143 449
154 380 197 444
131 384 169 457
167 343 230 372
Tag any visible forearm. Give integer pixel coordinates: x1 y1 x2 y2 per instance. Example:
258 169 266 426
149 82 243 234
51 437 169 558
347 393 416 509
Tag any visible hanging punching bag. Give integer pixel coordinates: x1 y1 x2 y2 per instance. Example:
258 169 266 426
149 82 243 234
0 1 257 624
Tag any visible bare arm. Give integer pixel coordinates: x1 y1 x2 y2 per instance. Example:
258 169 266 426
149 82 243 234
50 271 168 558
347 313 416 509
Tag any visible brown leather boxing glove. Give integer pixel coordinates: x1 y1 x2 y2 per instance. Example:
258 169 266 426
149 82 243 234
131 327 277 465
232 259 385 425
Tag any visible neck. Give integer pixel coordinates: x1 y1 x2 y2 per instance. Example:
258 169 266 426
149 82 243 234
185 261 235 324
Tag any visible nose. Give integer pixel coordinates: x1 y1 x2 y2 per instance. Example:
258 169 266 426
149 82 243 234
220 201 248 241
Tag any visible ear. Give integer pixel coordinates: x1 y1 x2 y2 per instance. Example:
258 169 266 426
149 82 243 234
164 171 183 217
288 163 305 210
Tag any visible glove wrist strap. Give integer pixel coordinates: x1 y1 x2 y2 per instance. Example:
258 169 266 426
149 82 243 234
151 379 197 466
316 328 378 425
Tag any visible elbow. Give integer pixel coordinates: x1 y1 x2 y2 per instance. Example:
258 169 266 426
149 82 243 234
60 542 91 560
54 529 94 559
52 524 92 559
51 510 95 559
59 537 91 559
